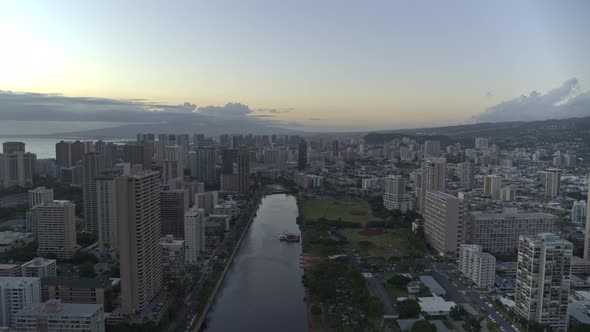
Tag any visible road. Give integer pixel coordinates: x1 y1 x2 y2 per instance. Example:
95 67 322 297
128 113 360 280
0 193 28 208
431 263 519 332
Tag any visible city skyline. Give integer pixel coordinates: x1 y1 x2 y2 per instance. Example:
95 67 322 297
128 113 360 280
1 1 590 133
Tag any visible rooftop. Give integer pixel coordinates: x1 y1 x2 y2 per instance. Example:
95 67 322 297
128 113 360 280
16 299 103 317
41 277 110 289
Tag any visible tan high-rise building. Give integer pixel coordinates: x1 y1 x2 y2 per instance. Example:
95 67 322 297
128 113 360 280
0 152 35 189
539 168 561 198
82 153 104 234
184 207 205 265
123 143 152 170
116 171 162 314
70 141 85 166
2 142 25 154
423 191 464 256
483 175 502 200
515 234 571 332
35 200 76 260
238 145 250 193
418 158 446 212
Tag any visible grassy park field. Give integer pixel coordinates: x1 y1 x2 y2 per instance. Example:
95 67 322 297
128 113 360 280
300 199 383 225
339 228 423 257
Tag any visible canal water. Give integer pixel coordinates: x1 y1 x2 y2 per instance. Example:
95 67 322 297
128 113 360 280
203 194 308 332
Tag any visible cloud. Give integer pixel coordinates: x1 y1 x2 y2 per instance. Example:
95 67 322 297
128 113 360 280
255 108 293 113
474 78 590 123
308 117 326 121
197 102 253 117
0 90 301 134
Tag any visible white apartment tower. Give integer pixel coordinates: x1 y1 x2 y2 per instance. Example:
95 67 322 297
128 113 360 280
383 175 412 212
572 200 586 224
28 187 53 209
0 277 41 328
185 207 206 265
418 158 446 213
458 244 495 288
515 234 572 332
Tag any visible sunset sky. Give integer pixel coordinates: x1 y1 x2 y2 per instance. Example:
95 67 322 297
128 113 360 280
1 0 589 132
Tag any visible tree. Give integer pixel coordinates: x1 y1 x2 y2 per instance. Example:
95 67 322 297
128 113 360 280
450 305 467 320
574 324 590 332
78 261 96 278
388 274 412 289
311 304 322 316
397 299 421 318
463 315 481 332
411 319 436 332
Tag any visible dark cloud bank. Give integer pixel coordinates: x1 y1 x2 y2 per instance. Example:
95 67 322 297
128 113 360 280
0 91 298 137
474 78 590 123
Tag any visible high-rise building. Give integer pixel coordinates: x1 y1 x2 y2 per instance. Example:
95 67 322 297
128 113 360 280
14 299 104 332
515 233 571 332
2 142 25 154
196 147 217 187
539 168 561 198
238 146 250 193
160 235 185 279
0 151 35 189
467 208 557 254
383 175 411 212
423 191 464 256
103 143 118 168
221 148 237 175
418 158 446 212
70 141 85 166
297 140 307 170
96 176 119 257
177 134 190 151
184 207 206 265
499 186 515 201
116 171 162 314
123 143 152 170
458 244 495 288
55 141 72 168
583 181 590 260
160 189 189 239
35 200 76 260
21 258 57 278
483 175 502 200
458 162 474 190
332 140 339 158
0 277 41 328
195 191 218 215
424 140 440 158
572 200 587 224
82 153 104 234
475 137 489 150
28 187 53 209
164 145 184 180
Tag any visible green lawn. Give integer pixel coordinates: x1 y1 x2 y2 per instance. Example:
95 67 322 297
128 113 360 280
300 199 382 225
340 228 423 257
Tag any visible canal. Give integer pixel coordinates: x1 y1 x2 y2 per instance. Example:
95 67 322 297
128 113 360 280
203 193 308 332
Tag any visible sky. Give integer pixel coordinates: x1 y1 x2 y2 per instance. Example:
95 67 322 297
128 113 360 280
1 0 589 133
